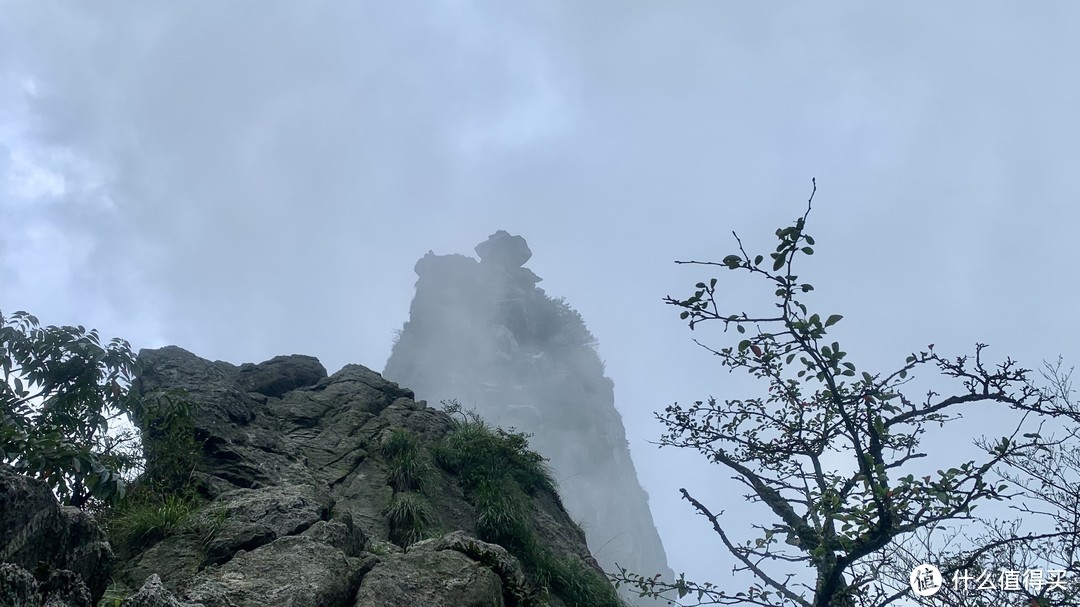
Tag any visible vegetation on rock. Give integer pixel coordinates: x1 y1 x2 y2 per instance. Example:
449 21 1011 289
433 399 627 606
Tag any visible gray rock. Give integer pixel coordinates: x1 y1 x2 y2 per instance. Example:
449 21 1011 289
98 344 615 607
183 536 373 607
120 575 204 607
0 562 38 607
0 465 112 604
385 233 677 606
237 355 327 398
412 531 532 605
0 563 93 607
36 569 91 607
474 230 532 268
197 483 329 566
352 550 504 607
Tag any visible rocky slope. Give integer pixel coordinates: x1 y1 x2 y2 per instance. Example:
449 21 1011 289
1 346 632 607
384 230 675 606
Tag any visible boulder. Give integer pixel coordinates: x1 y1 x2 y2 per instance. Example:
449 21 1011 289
119 574 204 607
0 464 112 604
474 230 532 268
351 550 504 607
237 355 327 398
0 563 93 607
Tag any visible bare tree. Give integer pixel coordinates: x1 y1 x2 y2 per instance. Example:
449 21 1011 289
611 181 1076 607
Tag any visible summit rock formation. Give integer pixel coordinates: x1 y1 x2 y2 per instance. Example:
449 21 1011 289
384 230 675 606
1 346 628 607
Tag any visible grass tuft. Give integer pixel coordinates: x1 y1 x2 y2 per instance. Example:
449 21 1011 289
434 399 625 606
380 428 429 492
106 491 199 550
383 492 431 547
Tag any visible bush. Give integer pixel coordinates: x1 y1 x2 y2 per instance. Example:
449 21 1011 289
1 310 140 506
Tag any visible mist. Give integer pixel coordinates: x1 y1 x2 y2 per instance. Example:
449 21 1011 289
3 0 1080 594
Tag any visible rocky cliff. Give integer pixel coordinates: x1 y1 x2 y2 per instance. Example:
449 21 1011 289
1 346 631 607
384 231 675 606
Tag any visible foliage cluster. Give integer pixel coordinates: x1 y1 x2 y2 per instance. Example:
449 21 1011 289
1 311 139 506
0 310 200 511
434 399 626 607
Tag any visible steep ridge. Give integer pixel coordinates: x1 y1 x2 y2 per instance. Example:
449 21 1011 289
384 230 675 606
2 346 630 606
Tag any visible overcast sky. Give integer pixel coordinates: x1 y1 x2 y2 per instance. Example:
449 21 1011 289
3 1 1079 598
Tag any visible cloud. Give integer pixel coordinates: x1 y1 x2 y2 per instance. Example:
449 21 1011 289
3 0 1080 591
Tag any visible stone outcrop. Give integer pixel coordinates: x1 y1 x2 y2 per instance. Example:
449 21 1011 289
0 462 113 606
0 346 625 606
385 230 675 606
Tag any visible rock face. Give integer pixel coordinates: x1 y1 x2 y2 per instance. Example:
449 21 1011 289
0 463 113 606
385 230 675 606
86 346 619 606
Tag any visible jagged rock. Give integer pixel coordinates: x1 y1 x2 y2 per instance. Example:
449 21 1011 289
475 230 532 268
0 464 113 604
96 345 617 606
36 569 91 607
119 574 204 607
182 536 374 607
385 232 676 606
0 562 93 607
351 549 504 607
0 562 38 607
196 483 330 566
299 511 368 558
412 531 533 605
237 355 327 398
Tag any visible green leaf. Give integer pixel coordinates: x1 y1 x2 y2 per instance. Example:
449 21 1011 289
723 255 742 268
802 247 814 255
772 256 785 271
680 311 690 320
753 255 763 266
824 314 843 327
861 372 873 384
805 235 815 245
738 340 751 353
736 324 746 334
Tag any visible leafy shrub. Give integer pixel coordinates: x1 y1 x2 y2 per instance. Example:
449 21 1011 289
1 310 140 506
